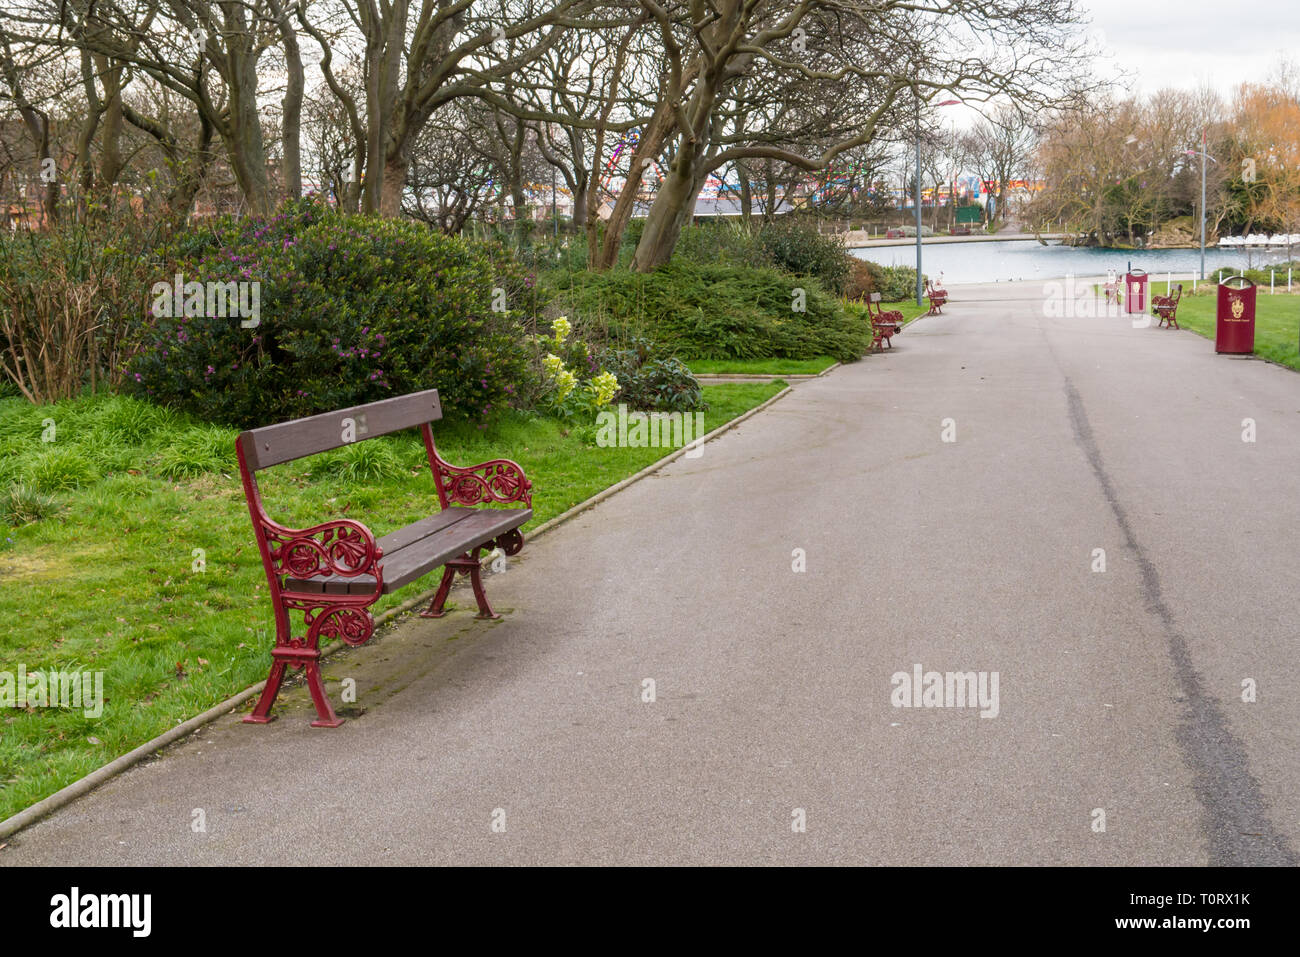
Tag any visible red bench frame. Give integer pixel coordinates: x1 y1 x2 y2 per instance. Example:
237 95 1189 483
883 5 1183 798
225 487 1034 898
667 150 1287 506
1152 284 1183 329
236 389 532 727
867 293 904 352
925 279 949 316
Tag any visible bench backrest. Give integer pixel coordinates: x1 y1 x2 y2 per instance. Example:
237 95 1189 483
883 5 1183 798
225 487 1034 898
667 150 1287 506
238 389 442 471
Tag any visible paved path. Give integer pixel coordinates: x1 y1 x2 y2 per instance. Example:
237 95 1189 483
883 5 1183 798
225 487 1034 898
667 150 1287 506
6 282 1300 865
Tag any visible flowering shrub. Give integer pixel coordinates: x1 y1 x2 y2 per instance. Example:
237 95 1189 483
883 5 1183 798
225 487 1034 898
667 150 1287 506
531 317 619 419
124 198 535 428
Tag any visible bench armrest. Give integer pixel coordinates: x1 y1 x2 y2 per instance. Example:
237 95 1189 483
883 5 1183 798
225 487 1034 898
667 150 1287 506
422 425 533 509
261 516 384 582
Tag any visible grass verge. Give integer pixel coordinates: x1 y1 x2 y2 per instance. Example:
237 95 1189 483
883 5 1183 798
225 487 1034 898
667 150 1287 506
0 381 783 820
1146 282 1300 371
687 356 837 376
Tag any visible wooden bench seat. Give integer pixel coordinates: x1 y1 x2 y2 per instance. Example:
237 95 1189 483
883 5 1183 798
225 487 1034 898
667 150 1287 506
285 507 530 596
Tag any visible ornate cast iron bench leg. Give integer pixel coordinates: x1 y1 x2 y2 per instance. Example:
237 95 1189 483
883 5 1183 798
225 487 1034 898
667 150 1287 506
244 603 373 727
422 554 488 619
421 530 525 621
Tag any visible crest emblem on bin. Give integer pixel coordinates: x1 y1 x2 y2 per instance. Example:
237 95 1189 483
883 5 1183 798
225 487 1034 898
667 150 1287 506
1231 297 1244 319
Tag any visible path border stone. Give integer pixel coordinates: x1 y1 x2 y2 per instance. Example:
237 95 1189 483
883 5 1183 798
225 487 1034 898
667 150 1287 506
695 363 839 385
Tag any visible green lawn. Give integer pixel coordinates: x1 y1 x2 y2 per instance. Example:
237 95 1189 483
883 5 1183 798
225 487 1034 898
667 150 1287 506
687 356 838 376
1146 282 1300 371
0 381 783 820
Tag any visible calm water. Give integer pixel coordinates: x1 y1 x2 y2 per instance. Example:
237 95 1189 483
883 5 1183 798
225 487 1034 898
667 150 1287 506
850 239 1300 285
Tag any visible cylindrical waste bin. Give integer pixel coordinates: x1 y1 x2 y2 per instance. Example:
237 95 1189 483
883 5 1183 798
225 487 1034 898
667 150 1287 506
1125 269 1148 315
1216 276 1257 354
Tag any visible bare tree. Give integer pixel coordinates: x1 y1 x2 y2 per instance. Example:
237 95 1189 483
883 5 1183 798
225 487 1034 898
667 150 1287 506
624 0 1089 272
961 105 1037 231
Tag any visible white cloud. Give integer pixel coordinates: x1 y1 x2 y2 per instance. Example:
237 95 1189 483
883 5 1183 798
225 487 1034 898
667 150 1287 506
1082 0 1300 95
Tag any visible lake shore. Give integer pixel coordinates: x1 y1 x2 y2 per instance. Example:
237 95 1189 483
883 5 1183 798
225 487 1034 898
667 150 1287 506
846 232 1211 251
849 237 1294 284
846 231 1064 248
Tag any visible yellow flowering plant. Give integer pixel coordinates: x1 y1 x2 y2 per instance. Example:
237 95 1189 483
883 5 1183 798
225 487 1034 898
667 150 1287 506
532 317 620 419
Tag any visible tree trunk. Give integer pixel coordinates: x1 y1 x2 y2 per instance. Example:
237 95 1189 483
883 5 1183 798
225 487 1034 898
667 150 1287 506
591 105 675 270
1 39 59 224
98 61 125 189
379 153 408 216
630 148 702 272
224 7 272 216
361 8 406 214
227 122 271 217
269 0 304 200
74 51 104 223
571 182 587 233
738 160 752 225
170 118 217 222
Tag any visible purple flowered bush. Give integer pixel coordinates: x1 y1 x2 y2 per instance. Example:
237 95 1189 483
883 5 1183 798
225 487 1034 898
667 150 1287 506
124 197 539 428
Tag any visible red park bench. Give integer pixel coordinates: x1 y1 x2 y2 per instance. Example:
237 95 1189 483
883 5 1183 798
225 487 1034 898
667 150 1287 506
1152 284 1183 329
236 389 532 727
925 279 949 315
867 292 904 352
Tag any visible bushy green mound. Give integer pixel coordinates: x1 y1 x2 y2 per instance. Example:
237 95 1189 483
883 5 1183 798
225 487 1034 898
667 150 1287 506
551 261 870 361
125 199 537 429
595 338 704 412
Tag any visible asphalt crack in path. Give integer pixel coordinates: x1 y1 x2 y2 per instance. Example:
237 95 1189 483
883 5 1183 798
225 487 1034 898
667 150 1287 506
1063 377 1297 866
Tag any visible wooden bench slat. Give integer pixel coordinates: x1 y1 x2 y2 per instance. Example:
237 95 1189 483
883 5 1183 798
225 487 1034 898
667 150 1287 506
374 507 478 552
285 507 532 595
239 389 442 470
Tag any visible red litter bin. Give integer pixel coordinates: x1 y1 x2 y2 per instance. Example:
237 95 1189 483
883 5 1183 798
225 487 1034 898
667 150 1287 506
1216 276 1257 354
1125 269 1148 315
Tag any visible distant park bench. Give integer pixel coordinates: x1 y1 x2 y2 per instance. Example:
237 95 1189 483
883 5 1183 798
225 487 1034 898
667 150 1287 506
236 389 532 727
925 278 949 315
1152 284 1183 329
949 226 972 236
867 292 904 352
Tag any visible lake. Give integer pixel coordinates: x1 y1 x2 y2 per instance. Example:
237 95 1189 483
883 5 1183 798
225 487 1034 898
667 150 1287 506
850 239 1300 285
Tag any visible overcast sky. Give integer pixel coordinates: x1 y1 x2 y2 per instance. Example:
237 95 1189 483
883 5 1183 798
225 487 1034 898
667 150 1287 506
1083 0 1299 97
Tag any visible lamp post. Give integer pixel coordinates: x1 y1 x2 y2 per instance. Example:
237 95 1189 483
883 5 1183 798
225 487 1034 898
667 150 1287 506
915 102 922 305
1182 135 1218 281
1199 131 1206 279
916 99 962 306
